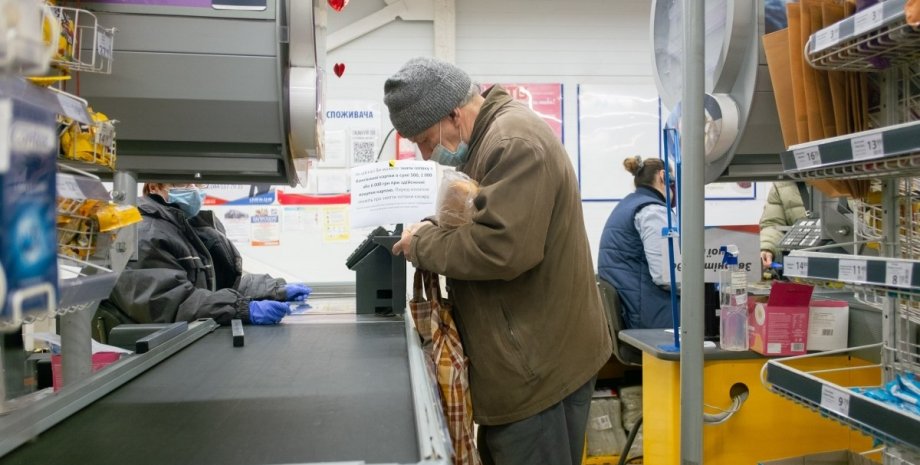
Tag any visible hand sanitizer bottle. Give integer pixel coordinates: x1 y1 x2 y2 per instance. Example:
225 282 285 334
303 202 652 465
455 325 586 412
719 245 749 351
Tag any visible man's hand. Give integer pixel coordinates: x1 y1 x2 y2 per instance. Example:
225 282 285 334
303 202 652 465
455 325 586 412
392 221 434 258
760 250 774 268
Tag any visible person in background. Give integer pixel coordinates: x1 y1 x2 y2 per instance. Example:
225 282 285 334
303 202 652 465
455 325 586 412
385 57 611 465
598 155 678 330
95 183 311 337
759 181 808 269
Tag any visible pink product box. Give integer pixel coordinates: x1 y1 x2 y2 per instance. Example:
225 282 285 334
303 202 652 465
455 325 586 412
748 282 814 356
51 352 121 392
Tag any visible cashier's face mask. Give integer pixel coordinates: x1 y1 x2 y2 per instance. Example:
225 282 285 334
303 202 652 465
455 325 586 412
168 188 206 217
431 119 469 167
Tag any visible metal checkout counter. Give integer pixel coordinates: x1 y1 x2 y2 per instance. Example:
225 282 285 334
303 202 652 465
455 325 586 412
0 305 452 465
0 0 452 463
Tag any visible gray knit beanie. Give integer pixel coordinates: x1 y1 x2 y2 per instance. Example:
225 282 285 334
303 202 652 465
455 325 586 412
383 57 472 138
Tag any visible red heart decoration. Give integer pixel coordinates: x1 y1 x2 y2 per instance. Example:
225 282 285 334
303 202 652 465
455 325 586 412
328 0 348 12
333 63 345 77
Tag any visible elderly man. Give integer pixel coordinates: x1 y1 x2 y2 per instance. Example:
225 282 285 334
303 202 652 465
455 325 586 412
385 57 611 465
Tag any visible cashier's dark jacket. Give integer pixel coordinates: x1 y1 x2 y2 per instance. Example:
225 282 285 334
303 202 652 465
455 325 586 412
407 86 613 425
95 195 286 335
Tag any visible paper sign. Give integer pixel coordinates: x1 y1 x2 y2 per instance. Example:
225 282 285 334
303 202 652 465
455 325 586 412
219 209 250 245
660 226 761 284
55 92 90 124
820 384 851 417
350 160 437 228
56 174 84 199
322 205 350 242
96 32 113 59
851 133 884 161
320 130 348 168
250 207 281 246
793 146 822 169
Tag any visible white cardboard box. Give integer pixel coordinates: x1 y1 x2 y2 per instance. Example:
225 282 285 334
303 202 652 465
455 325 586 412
807 300 849 351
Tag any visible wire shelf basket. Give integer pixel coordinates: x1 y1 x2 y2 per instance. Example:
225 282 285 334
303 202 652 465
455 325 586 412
884 291 920 379
59 117 117 170
807 16 920 72
853 179 920 259
56 197 101 261
886 447 920 464
785 151 920 181
48 6 114 74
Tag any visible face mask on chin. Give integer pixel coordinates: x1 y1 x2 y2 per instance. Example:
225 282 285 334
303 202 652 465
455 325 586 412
167 188 206 217
430 118 470 167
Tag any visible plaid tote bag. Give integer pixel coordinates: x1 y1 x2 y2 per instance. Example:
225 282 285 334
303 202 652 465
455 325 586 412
409 269 481 465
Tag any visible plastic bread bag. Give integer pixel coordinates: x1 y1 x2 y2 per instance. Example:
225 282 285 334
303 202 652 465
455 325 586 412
436 169 479 229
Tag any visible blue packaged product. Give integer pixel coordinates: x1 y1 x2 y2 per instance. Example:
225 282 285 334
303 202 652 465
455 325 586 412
0 94 58 326
899 373 920 398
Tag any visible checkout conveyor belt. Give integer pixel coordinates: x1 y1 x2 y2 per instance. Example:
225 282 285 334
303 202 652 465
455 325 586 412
1 319 421 465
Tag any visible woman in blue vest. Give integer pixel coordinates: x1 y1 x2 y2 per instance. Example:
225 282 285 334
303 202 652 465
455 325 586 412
598 155 677 329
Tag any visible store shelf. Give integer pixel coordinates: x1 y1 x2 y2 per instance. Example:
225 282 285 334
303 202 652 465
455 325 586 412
764 349 920 451
57 158 115 175
58 257 118 313
56 172 112 201
0 77 92 125
784 251 920 292
780 120 920 179
806 0 920 72
49 6 115 74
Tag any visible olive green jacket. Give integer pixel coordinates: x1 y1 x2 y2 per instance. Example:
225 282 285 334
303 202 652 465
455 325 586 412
760 182 808 257
408 86 612 425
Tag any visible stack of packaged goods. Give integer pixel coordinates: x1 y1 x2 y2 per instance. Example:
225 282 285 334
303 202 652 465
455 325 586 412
586 389 628 458
619 385 643 458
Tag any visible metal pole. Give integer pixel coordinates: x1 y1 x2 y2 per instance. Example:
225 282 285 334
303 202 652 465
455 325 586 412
680 0 705 463
111 171 139 273
60 306 93 387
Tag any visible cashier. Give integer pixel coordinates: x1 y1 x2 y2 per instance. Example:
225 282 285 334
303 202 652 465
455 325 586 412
759 181 808 268
94 183 312 337
597 155 678 329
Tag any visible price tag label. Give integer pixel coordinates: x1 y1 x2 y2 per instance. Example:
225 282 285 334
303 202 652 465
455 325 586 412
55 93 89 124
96 32 113 60
886 261 913 288
838 259 868 283
821 385 851 417
56 174 85 199
851 133 884 161
793 147 822 170
785 256 809 277
855 3 885 36
813 26 840 52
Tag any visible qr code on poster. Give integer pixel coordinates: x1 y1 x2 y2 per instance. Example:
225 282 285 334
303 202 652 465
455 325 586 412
353 141 375 164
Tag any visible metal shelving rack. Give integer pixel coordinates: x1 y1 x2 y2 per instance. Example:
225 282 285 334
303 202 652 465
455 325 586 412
1 6 126 414
763 3 920 462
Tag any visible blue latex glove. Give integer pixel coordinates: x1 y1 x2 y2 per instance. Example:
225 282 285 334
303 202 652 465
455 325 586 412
249 300 290 325
285 283 312 302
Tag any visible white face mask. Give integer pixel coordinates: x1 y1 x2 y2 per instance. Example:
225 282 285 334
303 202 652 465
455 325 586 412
430 119 470 167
